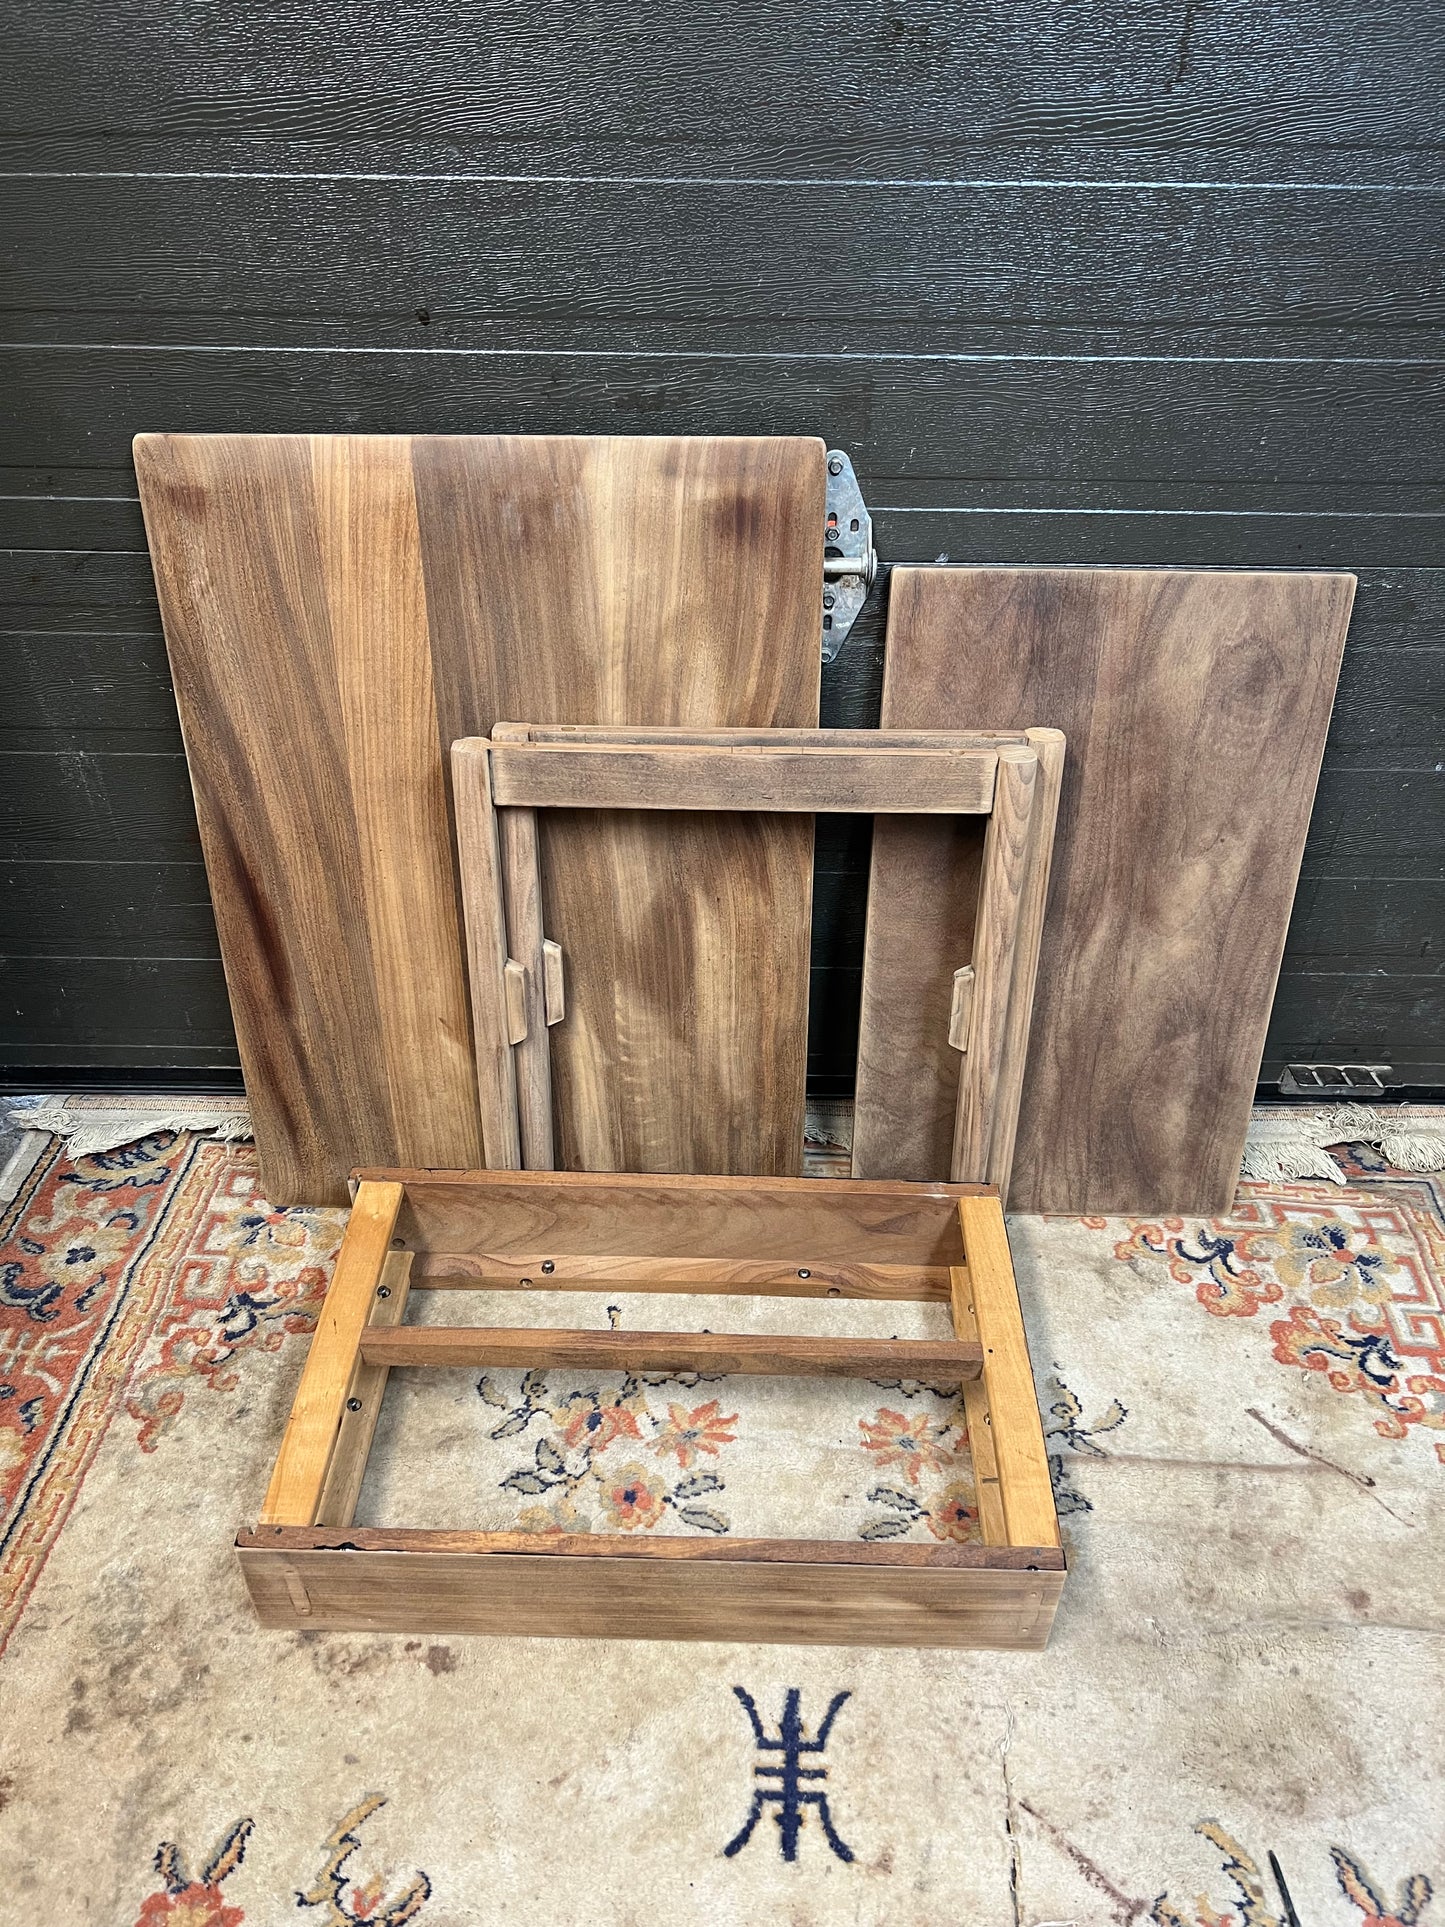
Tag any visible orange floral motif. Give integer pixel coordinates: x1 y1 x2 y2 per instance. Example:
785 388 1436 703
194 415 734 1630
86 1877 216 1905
859 1407 959 1485
650 1398 739 1468
558 1398 643 1453
925 1482 979 1543
600 1463 668 1530
1118 1188 1445 1462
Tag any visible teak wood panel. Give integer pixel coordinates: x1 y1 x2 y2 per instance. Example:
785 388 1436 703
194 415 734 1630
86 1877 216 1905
238 1532 1064 1649
356 1166 984 1268
133 433 824 1203
859 567 1355 1212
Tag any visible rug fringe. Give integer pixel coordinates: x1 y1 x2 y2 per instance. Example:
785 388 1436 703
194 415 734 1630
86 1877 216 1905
1243 1102 1445 1184
5 1100 254 1159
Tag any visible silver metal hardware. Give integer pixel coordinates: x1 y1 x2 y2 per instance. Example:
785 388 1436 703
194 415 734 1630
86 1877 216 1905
822 449 877 663
1279 1062 1392 1098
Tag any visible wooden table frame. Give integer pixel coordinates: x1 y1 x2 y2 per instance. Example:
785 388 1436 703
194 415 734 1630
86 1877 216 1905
240 1170 1065 1649
451 725 1063 1192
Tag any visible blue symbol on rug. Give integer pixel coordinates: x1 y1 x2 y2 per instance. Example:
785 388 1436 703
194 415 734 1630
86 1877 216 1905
723 1687 855 1864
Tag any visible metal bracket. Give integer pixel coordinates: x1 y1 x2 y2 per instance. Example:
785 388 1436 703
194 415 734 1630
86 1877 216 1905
822 449 878 664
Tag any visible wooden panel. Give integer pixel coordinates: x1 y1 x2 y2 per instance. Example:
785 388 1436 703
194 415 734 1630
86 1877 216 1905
485 740 999 814
360 1324 981 1381
133 436 478 1203
408 1252 950 1300
864 567 1355 1211
134 434 822 1200
238 1533 1063 1649
258 1179 403 1526
957 1198 1060 1551
359 1168 980 1267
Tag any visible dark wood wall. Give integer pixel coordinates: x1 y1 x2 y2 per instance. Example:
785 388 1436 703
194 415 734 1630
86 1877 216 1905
3 1 1442 1094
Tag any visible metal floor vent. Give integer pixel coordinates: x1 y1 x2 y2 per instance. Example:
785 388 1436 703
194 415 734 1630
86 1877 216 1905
1279 1062 1392 1098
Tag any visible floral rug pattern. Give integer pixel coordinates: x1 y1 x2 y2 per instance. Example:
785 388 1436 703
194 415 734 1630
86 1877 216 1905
0 1125 1440 1923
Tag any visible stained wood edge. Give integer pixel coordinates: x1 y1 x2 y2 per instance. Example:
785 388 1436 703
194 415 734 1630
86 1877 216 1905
238 1526 1065 1571
357 1324 983 1380
352 1166 994 1200
407 1252 952 1300
449 741 523 1168
484 740 1000 814
488 724 1033 748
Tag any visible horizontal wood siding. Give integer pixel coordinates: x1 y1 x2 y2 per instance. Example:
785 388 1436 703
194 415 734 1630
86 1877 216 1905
2 0 1441 1091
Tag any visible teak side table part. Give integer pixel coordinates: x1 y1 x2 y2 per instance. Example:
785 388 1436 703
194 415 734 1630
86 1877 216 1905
855 564 1355 1213
133 433 826 1204
241 1170 1065 1650
452 725 1063 1198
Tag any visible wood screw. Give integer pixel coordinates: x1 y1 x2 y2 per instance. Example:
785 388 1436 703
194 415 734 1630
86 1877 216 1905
797 1268 810 1277
376 1285 391 1298
346 1397 362 1411
541 1260 556 1273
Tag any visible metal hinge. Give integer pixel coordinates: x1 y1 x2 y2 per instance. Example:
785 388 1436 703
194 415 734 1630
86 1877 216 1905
1279 1062 1392 1098
822 449 878 663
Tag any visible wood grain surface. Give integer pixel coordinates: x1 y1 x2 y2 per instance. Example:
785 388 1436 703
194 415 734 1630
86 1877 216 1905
359 1167 980 1268
359 1324 982 1381
861 567 1355 1211
238 1536 1063 1647
134 433 823 1200
258 1179 402 1525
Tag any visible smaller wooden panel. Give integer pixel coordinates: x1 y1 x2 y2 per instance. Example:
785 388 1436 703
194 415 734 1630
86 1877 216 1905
958 1197 1060 1550
449 743 522 1168
877 566 1356 1211
950 1272 1007 1544
313 1250 413 1529
359 1169 981 1268
238 1535 1063 1648
259 1180 404 1526
360 1325 981 1380
486 741 999 814
951 747 1038 1181
408 1252 951 1299
986 729 1066 1194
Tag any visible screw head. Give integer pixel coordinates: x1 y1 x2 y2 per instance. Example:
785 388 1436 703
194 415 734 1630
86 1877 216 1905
797 1268 811 1278
346 1397 362 1412
541 1259 556 1274
376 1285 391 1299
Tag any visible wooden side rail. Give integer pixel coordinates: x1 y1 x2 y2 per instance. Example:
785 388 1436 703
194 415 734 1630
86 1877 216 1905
359 1326 982 1381
482 740 1000 814
259 1179 404 1527
952 1196 1060 1550
406 1251 954 1299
